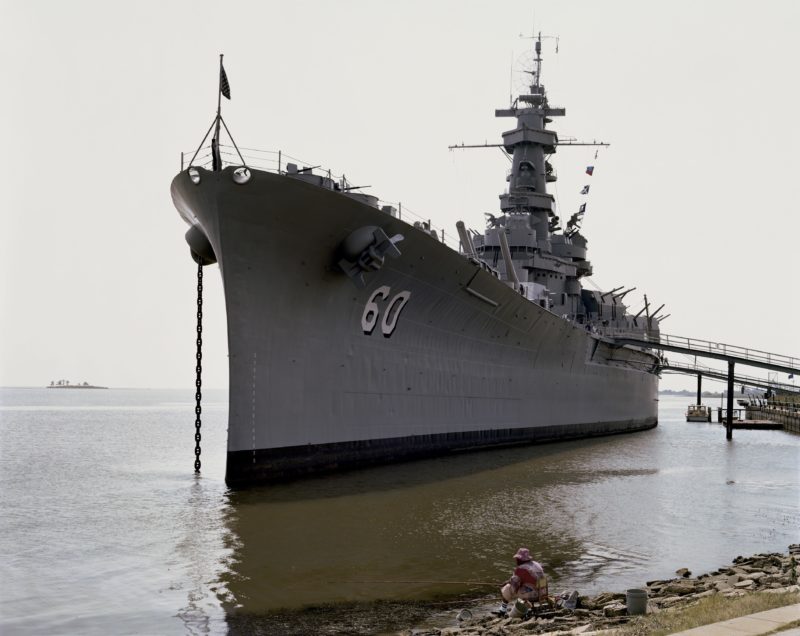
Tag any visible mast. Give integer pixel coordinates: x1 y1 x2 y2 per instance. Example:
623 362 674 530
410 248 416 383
187 55 245 172
494 32 564 246
485 34 595 316
452 34 622 325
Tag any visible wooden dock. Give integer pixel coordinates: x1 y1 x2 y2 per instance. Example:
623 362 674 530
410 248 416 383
745 406 800 434
714 407 793 431
720 420 783 430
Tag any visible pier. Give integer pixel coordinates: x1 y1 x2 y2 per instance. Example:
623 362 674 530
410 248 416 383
612 332 800 439
744 403 800 434
713 408 782 430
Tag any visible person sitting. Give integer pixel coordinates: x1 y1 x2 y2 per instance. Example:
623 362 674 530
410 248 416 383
495 547 547 615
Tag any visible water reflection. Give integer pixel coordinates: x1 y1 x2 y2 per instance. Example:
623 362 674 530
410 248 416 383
218 438 634 614
174 477 233 635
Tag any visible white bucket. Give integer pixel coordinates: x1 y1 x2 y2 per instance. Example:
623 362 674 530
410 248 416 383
508 598 531 618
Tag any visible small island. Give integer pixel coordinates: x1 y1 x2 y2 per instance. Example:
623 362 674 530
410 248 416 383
47 380 108 389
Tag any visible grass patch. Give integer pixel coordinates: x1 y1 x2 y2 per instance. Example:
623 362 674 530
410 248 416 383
611 591 799 636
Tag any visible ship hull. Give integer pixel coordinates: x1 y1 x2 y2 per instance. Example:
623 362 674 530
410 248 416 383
171 167 659 487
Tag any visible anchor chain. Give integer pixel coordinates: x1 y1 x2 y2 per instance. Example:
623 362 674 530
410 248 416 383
194 261 203 473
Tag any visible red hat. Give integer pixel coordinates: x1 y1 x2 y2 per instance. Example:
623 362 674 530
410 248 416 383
513 548 532 562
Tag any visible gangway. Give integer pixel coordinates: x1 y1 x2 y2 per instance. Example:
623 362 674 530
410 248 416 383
612 333 800 376
609 332 799 439
661 360 799 406
661 361 799 394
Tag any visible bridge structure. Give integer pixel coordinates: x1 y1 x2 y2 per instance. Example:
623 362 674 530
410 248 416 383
609 332 800 439
661 360 799 402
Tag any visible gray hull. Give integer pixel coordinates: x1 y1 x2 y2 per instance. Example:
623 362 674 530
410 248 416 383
171 167 659 487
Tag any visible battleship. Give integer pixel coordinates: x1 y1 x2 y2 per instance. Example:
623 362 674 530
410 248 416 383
171 40 661 487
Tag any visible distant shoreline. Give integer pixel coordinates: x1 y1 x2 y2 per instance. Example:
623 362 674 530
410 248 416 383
47 385 108 390
660 389 724 398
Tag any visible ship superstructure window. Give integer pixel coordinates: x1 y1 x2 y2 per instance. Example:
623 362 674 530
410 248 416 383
517 161 536 190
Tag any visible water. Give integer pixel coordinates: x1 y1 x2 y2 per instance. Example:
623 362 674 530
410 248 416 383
1 388 798 635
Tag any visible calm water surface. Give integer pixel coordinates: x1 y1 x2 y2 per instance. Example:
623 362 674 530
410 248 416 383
1 388 798 634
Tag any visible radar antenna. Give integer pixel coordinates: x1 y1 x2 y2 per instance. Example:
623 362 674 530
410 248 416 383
518 31 560 91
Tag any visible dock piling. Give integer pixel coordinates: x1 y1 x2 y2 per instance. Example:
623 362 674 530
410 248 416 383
696 372 702 405
726 361 734 440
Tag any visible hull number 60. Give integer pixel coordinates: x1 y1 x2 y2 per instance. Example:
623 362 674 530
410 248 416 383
361 286 411 337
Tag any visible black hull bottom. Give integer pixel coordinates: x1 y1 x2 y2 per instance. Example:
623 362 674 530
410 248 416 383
225 418 658 487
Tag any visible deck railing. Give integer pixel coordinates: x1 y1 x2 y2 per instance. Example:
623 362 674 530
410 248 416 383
181 144 463 252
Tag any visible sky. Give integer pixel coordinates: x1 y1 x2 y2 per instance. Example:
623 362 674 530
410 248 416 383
1 0 798 391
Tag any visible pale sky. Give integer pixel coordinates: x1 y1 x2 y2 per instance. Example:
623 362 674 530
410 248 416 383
1 0 798 391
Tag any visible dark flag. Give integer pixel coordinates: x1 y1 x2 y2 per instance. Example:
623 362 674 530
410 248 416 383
578 202 586 215
585 165 594 176
220 63 231 100
580 185 590 195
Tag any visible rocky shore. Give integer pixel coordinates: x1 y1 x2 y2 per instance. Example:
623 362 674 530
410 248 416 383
403 545 800 635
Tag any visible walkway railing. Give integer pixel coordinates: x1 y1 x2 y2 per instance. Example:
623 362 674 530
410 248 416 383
613 332 800 375
662 360 800 394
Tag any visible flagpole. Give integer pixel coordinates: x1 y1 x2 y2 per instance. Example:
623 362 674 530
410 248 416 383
213 54 223 171
217 54 223 122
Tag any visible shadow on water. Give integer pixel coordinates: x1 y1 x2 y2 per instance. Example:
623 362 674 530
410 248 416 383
228 430 656 505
